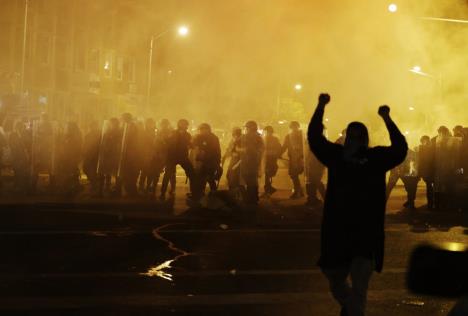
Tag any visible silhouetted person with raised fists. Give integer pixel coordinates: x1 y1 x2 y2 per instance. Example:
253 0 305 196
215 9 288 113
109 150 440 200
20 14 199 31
308 93 407 316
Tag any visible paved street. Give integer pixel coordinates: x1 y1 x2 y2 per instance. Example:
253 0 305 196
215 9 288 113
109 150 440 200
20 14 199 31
0 182 467 316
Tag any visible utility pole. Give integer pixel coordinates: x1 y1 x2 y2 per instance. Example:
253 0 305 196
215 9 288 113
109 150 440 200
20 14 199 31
20 0 29 95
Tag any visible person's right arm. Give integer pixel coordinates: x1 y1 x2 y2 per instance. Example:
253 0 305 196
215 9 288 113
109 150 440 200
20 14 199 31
307 93 340 166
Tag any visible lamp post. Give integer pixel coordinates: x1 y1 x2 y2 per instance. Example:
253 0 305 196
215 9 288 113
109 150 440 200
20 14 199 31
20 0 29 95
146 25 189 108
388 3 468 24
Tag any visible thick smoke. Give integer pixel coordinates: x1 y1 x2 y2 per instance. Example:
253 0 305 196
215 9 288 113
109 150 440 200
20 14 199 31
55 0 468 144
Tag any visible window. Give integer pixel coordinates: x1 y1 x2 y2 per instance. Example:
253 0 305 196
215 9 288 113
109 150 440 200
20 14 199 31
56 9 71 37
74 32 86 71
0 40 9 65
88 49 100 74
55 40 69 69
0 27 9 65
115 56 123 80
124 57 135 82
103 51 113 78
36 33 50 65
35 0 47 12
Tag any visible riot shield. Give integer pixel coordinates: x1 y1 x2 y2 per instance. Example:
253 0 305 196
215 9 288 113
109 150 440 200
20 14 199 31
189 144 202 174
237 131 264 203
50 121 60 177
288 130 304 175
401 149 418 177
30 120 38 179
96 120 109 175
434 136 462 193
302 127 310 185
30 119 57 176
116 122 129 178
303 124 326 204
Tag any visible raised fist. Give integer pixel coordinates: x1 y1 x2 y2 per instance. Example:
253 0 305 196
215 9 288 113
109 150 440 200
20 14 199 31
318 93 331 106
378 105 390 118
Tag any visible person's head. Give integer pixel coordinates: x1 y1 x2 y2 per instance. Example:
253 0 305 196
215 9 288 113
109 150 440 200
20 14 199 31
437 126 450 138
232 127 242 138
244 120 258 134
177 119 189 131
289 121 300 132
453 125 464 137
264 125 274 136
109 117 119 130
420 135 430 146
344 121 369 150
121 112 133 124
159 119 170 130
145 118 156 131
198 123 211 135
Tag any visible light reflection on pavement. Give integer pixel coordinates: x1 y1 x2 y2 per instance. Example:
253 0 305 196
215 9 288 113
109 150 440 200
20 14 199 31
141 223 194 281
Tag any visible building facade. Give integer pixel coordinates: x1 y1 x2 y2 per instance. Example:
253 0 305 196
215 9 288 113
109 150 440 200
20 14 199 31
0 0 149 124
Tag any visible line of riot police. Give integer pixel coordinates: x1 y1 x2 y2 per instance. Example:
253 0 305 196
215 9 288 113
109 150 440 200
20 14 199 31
2 112 466 211
0 113 326 207
387 125 468 211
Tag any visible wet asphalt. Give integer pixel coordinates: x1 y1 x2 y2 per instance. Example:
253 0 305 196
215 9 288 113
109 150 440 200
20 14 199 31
0 186 467 316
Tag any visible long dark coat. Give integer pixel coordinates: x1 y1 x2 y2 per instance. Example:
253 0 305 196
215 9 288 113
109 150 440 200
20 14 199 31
308 106 407 272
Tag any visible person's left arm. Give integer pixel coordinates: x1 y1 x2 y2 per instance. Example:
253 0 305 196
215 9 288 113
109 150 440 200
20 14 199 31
373 106 408 171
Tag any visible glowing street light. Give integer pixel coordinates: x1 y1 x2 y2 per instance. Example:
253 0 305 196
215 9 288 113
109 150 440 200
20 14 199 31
388 3 398 13
411 65 421 73
178 25 189 37
409 106 415 111
409 65 434 78
294 83 302 91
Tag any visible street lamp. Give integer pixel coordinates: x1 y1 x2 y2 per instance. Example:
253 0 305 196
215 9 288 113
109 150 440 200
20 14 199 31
387 3 468 24
20 0 30 95
146 25 190 107
294 83 302 91
410 65 422 74
418 17 468 24
177 25 189 37
388 3 398 13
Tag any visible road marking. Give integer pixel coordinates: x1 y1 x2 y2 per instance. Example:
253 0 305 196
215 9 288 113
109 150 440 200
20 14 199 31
0 225 441 235
160 226 414 233
0 290 433 310
0 268 407 279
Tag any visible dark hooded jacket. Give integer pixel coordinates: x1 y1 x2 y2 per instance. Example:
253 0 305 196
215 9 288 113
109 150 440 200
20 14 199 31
308 105 407 272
